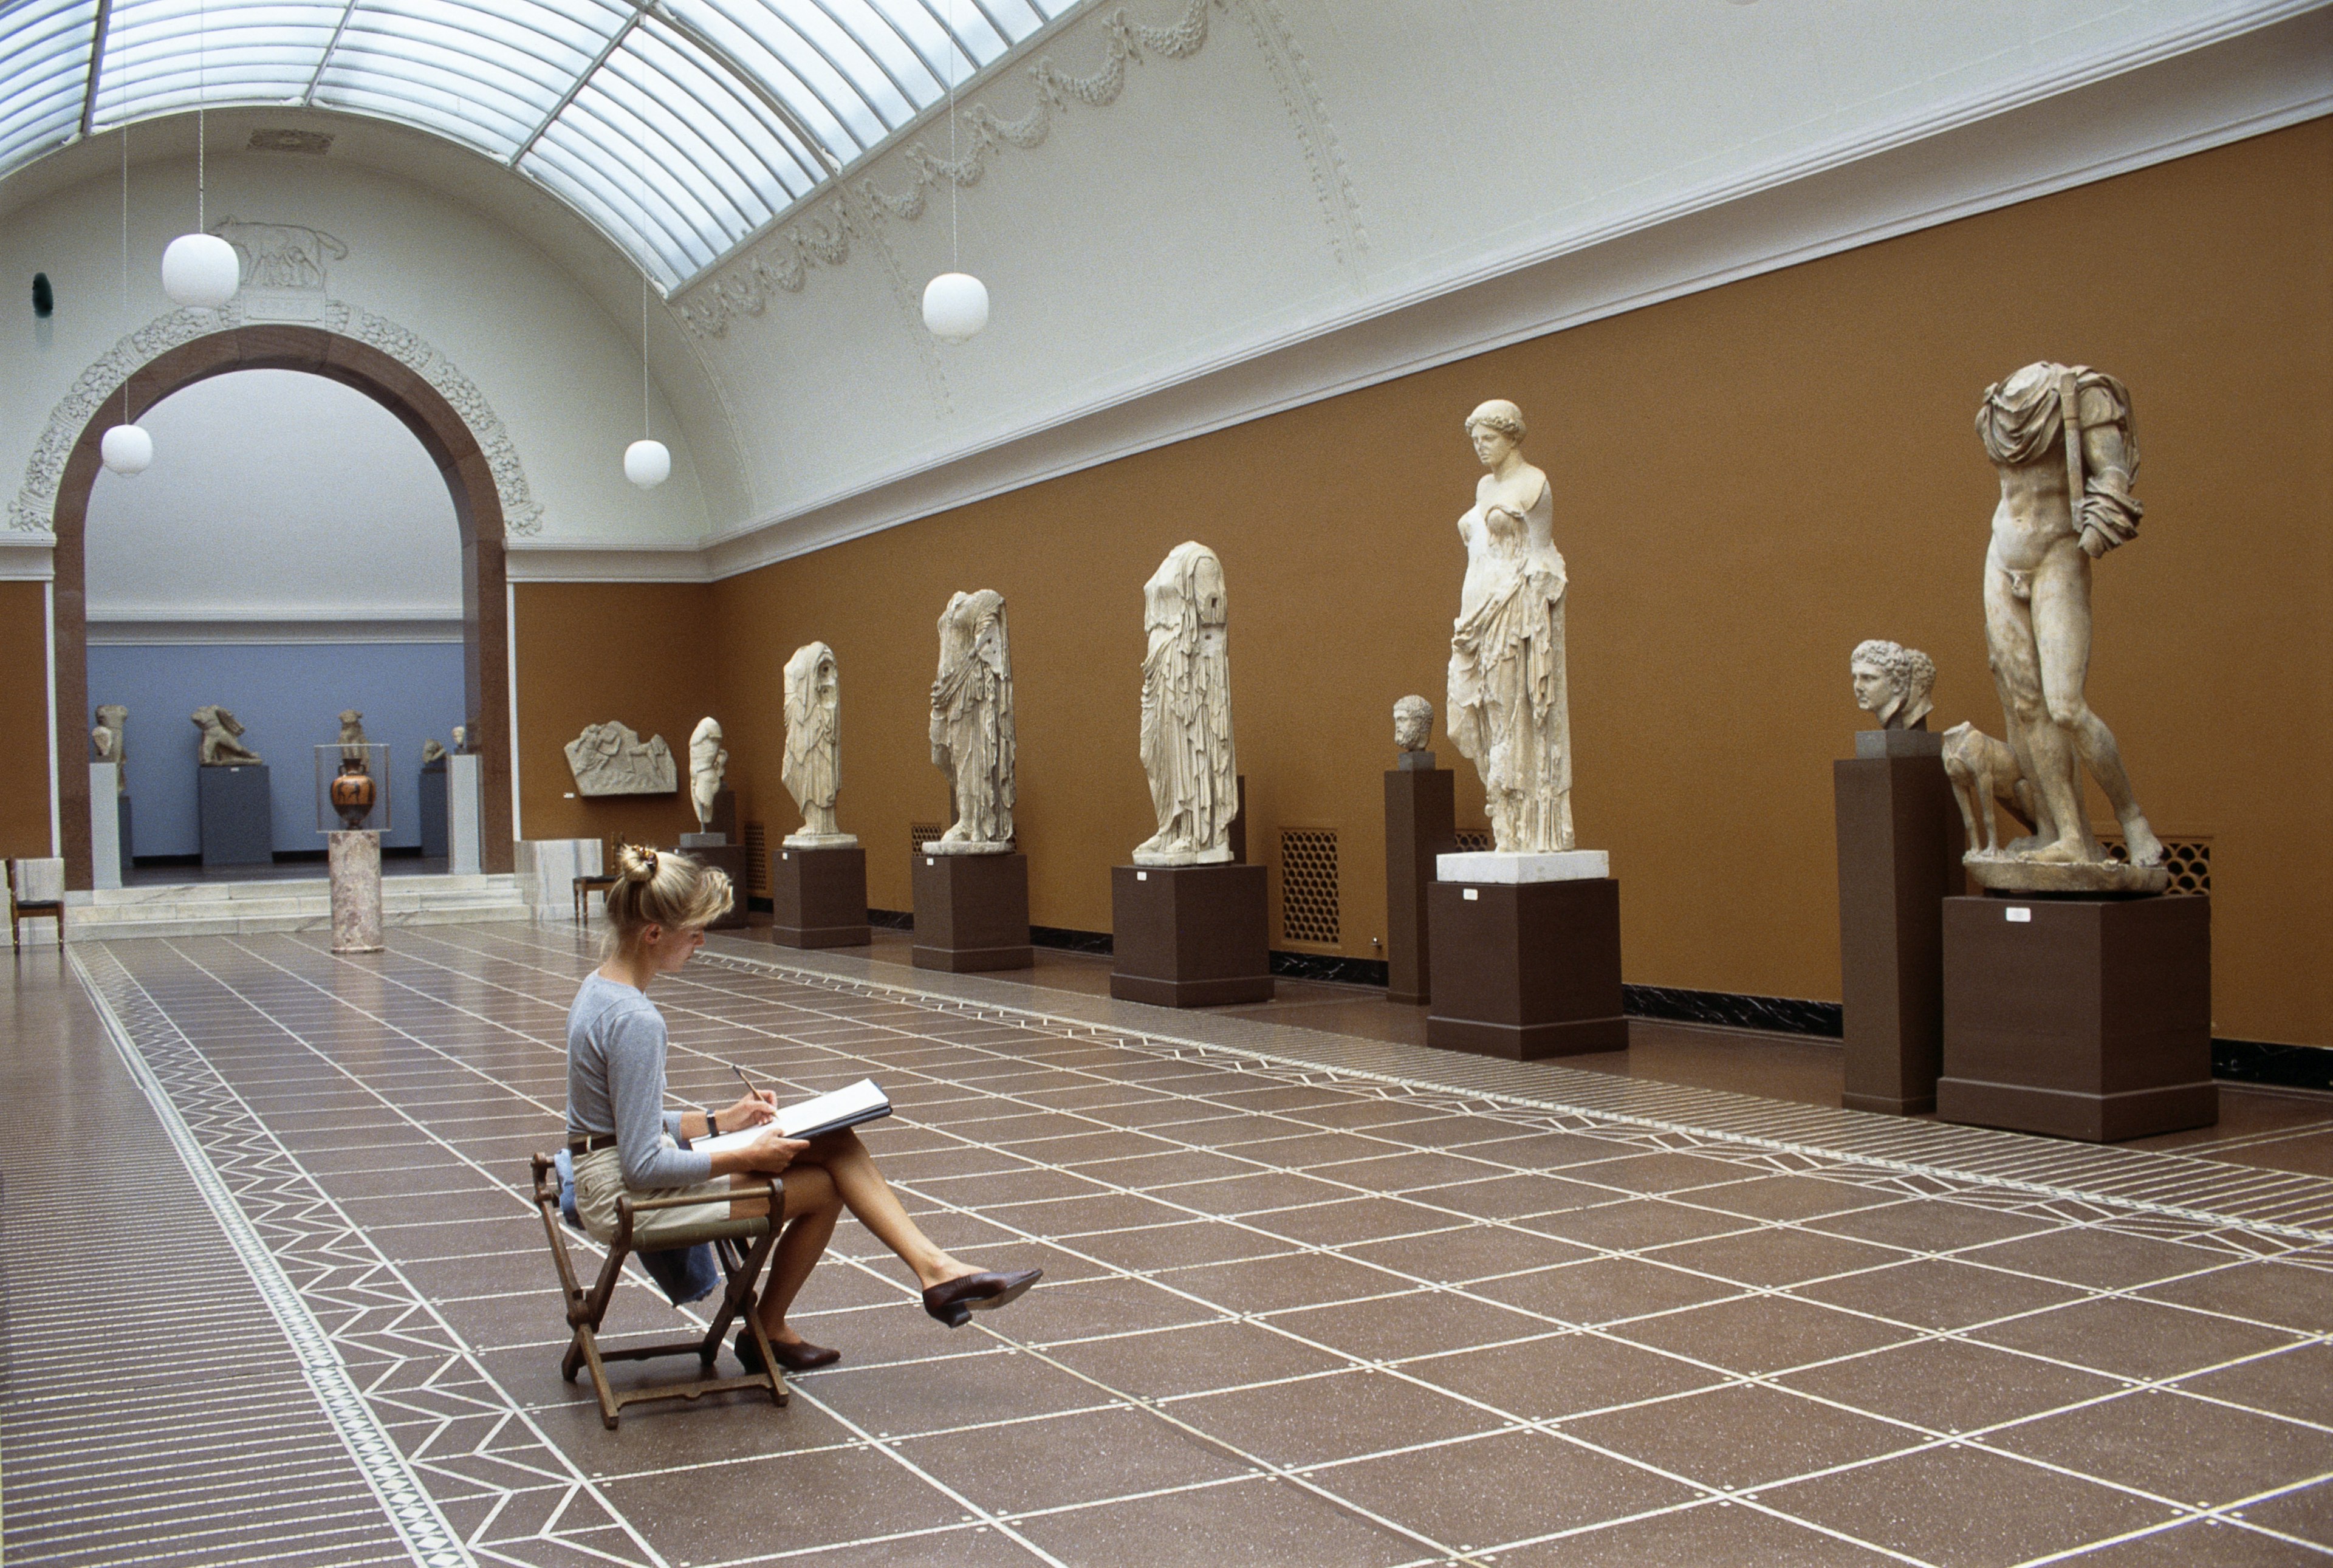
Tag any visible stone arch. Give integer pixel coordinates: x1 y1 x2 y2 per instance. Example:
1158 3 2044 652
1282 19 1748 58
42 315 521 888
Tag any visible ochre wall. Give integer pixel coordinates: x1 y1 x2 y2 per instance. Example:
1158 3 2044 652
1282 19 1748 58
516 122 2330 1047
0 581 53 861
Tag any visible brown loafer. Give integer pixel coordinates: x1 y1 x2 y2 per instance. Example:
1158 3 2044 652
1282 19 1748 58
922 1267 1043 1327
736 1329 841 1372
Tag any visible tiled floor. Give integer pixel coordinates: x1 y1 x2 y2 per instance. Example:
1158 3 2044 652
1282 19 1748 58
9 922 2333 1566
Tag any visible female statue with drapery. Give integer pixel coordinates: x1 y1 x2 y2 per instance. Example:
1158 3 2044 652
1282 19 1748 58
781 641 855 847
928 590 1015 852
1133 541 1238 866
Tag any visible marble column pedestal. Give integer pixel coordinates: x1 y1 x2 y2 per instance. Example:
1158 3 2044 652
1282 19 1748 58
1110 863 1272 1007
769 845 869 948
913 851 1032 972
329 830 384 954
1384 762 1456 1005
1833 729 1963 1114
1427 877 1625 1058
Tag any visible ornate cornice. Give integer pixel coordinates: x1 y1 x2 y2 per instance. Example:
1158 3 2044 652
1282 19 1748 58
9 299 545 536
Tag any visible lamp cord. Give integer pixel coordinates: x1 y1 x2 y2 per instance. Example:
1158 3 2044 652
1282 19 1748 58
196 0 206 232
948 0 958 269
641 273 649 437
121 121 130 426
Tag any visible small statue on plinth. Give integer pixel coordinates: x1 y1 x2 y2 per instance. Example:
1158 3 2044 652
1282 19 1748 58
329 711 377 829
193 705 264 766
420 738 447 764
689 717 728 836
93 704 128 789
1967 361 2165 894
450 724 467 755
928 590 1015 854
1133 542 1237 867
782 642 857 848
1849 641 1934 731
1393 694 1435 771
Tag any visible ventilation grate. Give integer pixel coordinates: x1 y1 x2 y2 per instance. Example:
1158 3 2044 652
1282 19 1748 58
2103 834 2211 896
1453 829 1493 854
910 822 945 855
1279 827 1340 946
743 823 767 894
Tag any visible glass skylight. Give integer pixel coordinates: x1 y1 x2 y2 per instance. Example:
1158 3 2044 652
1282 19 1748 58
0 0 1081 287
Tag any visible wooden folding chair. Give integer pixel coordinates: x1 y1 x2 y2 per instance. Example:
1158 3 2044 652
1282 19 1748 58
7 859 63 950
573 836 619 926
529 1153 790 1429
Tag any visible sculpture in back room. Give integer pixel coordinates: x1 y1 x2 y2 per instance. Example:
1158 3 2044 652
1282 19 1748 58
1967 361 2166 894
689 717 729 833
782 642 857 847
92 704 128 789
331 711 377 829
1849 641 1935 731
1445 400 1574 852
420 738 447 764
928 590 1016 854
193 705 264 765
1133 542 1237 866
564 721 676 796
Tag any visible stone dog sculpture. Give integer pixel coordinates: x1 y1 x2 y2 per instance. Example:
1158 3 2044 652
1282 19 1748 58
1942 722 2035 858
192 706 264 766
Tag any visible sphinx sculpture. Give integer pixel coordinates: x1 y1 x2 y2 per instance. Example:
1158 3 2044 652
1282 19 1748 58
564 721 675 796
93 704 128 790
1445 400 1575 854
689 717 729 834
928 590 1015 853
193 705 264 766
782 642 856 847
1133 542 1236 866
420 738 447 764
1968 361 2165 893
1849 641 1936 731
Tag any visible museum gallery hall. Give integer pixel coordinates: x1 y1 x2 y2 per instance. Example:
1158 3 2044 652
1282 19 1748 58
2 3 2330 1564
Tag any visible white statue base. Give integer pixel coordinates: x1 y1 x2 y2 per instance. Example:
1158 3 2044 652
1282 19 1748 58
1131 844 1235 868
679 831 728 849
924 837 1014 856
783 831 859 850
1964 854 2169 896
1438 849 1609 884
329 830 384 953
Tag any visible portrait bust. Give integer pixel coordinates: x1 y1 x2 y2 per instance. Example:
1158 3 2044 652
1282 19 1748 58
1849 640 1936 731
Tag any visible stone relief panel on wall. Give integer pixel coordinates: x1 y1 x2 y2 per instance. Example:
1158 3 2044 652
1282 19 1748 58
1134 541 1238 866
564 721 676 796
928 589 1016 854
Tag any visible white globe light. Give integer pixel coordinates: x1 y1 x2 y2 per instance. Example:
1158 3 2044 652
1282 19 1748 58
162 231 240 309
623 439 671 488
922 272 988 342
101 423 154 475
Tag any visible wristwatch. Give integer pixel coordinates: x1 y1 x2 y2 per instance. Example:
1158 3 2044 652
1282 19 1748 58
705 1106 720 1136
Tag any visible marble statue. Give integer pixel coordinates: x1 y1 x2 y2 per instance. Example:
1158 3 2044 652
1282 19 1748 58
193 706 264 766
781 642 856 847
337 710 369 766
1393 694 1435 772
1849 641 1935 731
93 704 128 790
1134 542 1237 866
420 738 447 764
1970 361 2165 893
1446 400 1574 854
563 721 676 796
928 590 1015 853
689 717 728 832
1942 722 2035 858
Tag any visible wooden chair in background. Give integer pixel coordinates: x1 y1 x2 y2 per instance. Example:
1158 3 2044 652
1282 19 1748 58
7 859 64 950
573 835 620 925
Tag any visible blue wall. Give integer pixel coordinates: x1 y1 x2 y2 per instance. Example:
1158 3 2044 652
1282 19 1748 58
87 643 468 855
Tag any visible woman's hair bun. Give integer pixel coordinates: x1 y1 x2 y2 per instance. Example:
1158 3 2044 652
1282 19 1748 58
614 843 659 883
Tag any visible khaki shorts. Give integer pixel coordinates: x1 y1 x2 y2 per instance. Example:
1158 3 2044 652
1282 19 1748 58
572 1138 769 1248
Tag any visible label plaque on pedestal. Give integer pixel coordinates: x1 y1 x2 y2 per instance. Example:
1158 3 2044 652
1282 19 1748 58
1384 766 1456 1005
1109 863 1272 1007
769 846 869 948
199 765 273 868
1427 878 1625 1058
1937 893 2216 1142
1833 729 1961 1114
913 852 1032 972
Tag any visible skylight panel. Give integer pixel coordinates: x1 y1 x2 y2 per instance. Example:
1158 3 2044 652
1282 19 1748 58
0 0 97 174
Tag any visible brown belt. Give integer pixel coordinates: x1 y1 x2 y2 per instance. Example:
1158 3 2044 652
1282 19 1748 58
567 1132 619 1155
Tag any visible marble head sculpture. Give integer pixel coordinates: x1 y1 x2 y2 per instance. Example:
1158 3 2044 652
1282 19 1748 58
1447 399 1575 854
781 642 855 847
450 724 467 755
193 706 264 766
1133 542 1237 866
1393 696 1433 753
1967 360 2163 892
688 717 729 832
1849 641 1936 730
928 590 1016 853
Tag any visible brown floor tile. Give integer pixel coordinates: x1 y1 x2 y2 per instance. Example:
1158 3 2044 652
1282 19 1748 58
1153 1171 1364 1217
805 1348 1112 1440
766 1522 1053 1566
1009 1474 1423 1566
1513 1197 1756 1251
1790 1256 2091 1330
1166 1368 1509 1466
1085 1148 1267 1190
1492 1500 1900 1564
1003 1273 1231 1346
2175 1342 2333 1428
1558 1149 1758 1195
1439 1129 1650 1167
1071 1219 1299 1273
1264 1287 1552 1362
1401 1330 1727 1421
1563 1381 1922 1490
1763 1442 2181 1567
894 1405 1251 1515
1608 1293 1918 1376
1306 1427 1696 1552
1158 1251 1410 1315
1642 1228 1908 1290
2225 1479 2333 1547
1402 1173 1617 1221
1042 1319 1357 1399
1957 1227 2239 1290
594 1442 968 1559
1338 1221 1592 1284
1984 1389 2333 1509
1805 1197 2060 1254
2057 1517 2333 1565
1677 1174 1905 1223
1774 1335 2123 1434
1241 1196 1459 1247
1469 1256 1745 1326
2136 1258 2333 1335
1970 1295 2304 1381
1307 1149 1509 1193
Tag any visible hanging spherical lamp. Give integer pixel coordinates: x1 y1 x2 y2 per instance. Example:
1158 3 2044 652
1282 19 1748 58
624 439 671 489
922 272 988 343
162 231 239 309
101 423 154 475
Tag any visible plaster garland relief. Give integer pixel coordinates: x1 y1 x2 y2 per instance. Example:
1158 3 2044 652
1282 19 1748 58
676 0 1362 339
9 296 545 536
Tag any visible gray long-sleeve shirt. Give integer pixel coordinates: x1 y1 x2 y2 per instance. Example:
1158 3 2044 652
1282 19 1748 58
565 973 712 1188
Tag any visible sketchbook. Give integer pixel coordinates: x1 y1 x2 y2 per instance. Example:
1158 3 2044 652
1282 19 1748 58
694 1077 891 1154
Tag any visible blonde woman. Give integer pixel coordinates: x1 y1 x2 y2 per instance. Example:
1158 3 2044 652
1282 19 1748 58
566 846 1040 1371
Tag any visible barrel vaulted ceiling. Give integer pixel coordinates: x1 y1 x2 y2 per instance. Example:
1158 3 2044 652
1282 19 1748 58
0 0 1083 286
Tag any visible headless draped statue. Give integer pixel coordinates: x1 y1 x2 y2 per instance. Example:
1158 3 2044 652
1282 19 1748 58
781 642 856 848
1446 400 1575 854
688 717 728 833
1133 542 1237 866
928 590 1015 854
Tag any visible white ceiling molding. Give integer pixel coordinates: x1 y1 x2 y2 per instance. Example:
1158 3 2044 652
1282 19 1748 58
0 533 58 581
504 541 714 583
86 614 466 646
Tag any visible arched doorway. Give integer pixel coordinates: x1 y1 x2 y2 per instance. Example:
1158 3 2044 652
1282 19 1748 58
49 325 514 889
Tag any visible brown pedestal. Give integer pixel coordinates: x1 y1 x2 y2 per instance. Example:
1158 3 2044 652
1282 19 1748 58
1833 731 1962 1114
676 841 749 930
911 852 1032 972
768 845 870 948
1427 878 1625 1058
1385 765 1458 1005
1937 894 2217 1142
1109 863 1272 1007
